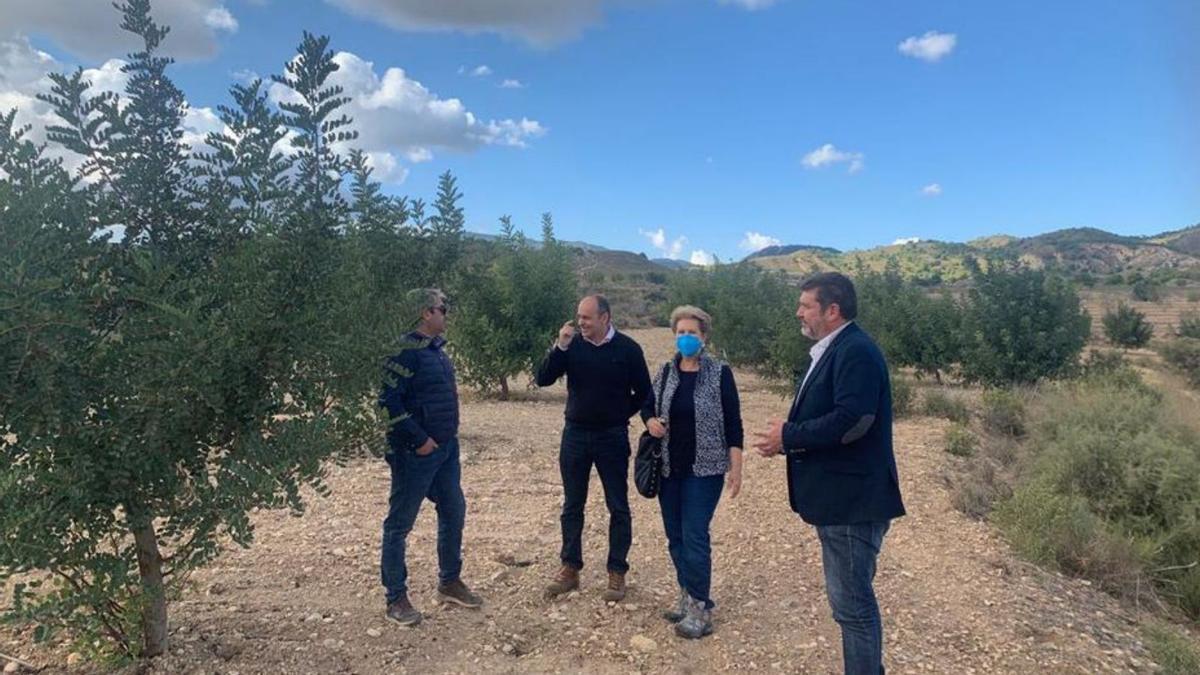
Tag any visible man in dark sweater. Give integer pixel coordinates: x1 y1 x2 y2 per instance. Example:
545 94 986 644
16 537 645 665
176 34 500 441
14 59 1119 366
535 294 653 601
378 288 482 627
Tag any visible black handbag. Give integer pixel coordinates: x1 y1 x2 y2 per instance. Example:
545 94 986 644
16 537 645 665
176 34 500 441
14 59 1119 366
635 364 670 498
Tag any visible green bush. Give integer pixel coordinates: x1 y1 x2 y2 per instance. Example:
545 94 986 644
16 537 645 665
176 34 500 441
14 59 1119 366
1188 291 1200 303
1132 279 1164 302
891 373 915 418
995 374 1200 617
1102 302 1154 348
981 388 1026 437
1157 338 1200 389
921 389 971 423
944 423 977 457
1143 623 1200 675
1175 312 1200 339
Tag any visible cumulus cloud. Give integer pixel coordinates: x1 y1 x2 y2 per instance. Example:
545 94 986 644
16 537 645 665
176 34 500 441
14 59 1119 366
499 78 525 89
639 227 687 259
898 30 957 62
739 231 782 252
0 1 239 61
921 182 943 196
268 51 545 183
690 250 717 266
892 237 921 246
802 143 864 173
469 64 492 77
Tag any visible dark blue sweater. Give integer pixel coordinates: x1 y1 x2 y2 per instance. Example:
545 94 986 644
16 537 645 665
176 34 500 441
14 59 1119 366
379 332 460 453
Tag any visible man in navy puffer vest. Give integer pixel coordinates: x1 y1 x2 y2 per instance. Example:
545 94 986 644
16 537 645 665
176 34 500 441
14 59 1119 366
379 288 482 627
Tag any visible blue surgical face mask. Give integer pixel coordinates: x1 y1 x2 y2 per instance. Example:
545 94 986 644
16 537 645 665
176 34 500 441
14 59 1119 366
676 333 703 357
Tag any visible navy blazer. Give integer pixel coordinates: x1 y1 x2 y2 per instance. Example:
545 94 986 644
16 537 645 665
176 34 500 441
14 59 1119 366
782 322 906 526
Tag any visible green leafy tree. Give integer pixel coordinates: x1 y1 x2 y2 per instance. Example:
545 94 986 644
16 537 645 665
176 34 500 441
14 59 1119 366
1102 303 1154 348
429 170 466 280
959 264 1091 385
1 9 395 661
271 31 357 222
450 214 576 398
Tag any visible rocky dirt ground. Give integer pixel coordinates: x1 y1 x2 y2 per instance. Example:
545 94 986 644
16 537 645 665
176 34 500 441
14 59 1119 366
3 328 1194 674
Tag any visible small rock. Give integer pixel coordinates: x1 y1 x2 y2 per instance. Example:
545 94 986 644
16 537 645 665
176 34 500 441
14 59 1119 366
322 638 340 649
304 613 323 623
4 661 21 673
207 582 227 596
502 643 515 654
366 628 382 638
66 653 84 667
332 547 347 557
630 635 657 653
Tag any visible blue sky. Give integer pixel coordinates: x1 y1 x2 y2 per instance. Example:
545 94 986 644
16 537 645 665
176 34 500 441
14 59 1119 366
2 0 1196 262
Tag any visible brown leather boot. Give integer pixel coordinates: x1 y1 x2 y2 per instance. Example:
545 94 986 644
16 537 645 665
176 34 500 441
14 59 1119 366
544 565 580 598
602 570 626 602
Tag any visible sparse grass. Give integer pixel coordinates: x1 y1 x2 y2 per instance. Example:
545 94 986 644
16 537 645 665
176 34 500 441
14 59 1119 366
921 389 971 423
1143 623 1200 675
892 373 915 418
1158 338 1200 389
980 388 1026 437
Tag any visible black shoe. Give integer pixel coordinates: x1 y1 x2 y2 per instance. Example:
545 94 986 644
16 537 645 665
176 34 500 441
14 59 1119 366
386 594 422 627
437 579 483 608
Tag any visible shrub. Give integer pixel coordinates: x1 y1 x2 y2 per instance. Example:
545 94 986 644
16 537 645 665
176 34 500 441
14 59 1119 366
1157 338 1200 389
1102 302 1154 348
995 374 1200 617
1175 312 1200 339
944 423 977 457
921 389 971 423
981 389 1026 437
1132 279 1163 302
1143 623 1200 675
891 372 915 418
1188 291 1200 303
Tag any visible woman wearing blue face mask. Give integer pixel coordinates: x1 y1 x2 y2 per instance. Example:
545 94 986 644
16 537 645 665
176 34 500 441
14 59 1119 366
640 305 744 639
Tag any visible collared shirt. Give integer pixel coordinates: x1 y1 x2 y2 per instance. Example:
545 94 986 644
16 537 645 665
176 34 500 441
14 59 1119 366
799 320 853 392
557 323 615 350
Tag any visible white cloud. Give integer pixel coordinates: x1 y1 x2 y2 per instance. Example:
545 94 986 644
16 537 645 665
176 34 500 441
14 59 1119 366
365 151 410 184
690 250 717 266
892 237 921 246
204 7 238 32
718 0 779 9
268 51 545 183
639 227 687 259
739 231 782 252
469 64 492 77
802 143 864 173
921 182 943 196
499 78 525 89
0 1 239 61
898 31 957 63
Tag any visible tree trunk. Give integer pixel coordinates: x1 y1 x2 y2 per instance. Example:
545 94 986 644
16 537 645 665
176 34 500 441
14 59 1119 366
499 378 510 401
132 520 168 658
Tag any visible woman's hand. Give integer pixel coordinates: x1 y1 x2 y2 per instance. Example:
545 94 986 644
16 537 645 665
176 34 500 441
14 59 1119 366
646 417 667 439
725 449 743 498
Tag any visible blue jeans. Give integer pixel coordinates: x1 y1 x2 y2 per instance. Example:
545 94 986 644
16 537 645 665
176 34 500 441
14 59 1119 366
559 424 632 573
816 521 891 675
380 438 466 603
658 473 723 608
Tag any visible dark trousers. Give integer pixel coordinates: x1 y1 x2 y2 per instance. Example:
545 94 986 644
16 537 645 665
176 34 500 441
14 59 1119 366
816 520 892 675
658 472 724 608
558 424 632 573
380 438 466 603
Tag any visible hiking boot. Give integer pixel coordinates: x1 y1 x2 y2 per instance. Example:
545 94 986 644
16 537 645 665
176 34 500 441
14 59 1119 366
662 586 687 623
674 595 713 640
544 565 580 598
602 571 626 602
385 594 422 627
437 578 483 608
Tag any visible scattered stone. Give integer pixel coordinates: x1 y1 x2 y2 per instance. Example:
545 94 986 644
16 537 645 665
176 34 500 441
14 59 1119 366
207 582 227 596
502 643 515 654
366 628 382 638
4 661 20 673
304 613 322 623
66 653 84 667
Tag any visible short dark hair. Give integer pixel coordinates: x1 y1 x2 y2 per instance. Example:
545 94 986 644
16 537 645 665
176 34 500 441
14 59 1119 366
583 294 611 318
800 272 858 320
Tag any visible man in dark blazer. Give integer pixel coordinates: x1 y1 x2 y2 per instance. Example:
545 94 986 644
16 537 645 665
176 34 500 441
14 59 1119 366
753 272 905 675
